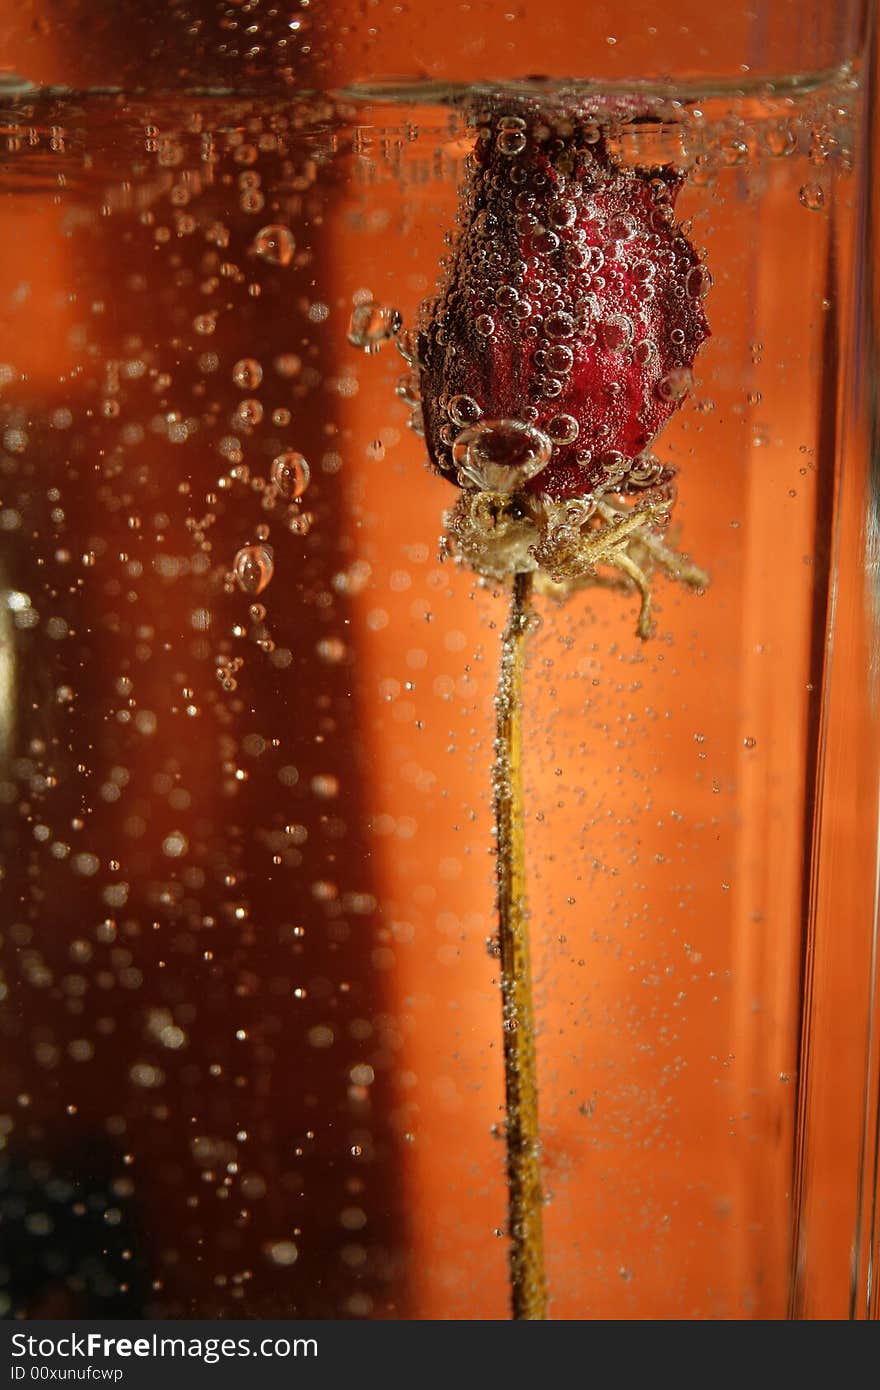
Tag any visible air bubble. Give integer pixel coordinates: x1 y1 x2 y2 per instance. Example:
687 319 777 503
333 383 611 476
532 229 560 255
497 129 527 156
232 358 263 390
650 204 675 231
265 1240 298 1267
233 398 263 429
722 139 749 166
270 452 310 499
251 224 296 266
545 311 575 339
597 450 628 484
799 183 826 211
474 314 496 337
395 327 419 365
628 455 665 488
448 394 482 427
452 419 553 493
396 372 420 405
546 344 574 374
233 544 274 596
546 414 579 444
607 213 637 241
657 368 694 402
548 200 577 229
685 265 713 299
765 123 798 158
601 315 634 351
634 339 657 365
347 301 402 352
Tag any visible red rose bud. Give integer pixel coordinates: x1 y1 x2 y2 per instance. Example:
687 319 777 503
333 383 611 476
417 105 710 503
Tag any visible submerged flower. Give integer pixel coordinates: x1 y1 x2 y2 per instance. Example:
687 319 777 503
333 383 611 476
417 103 710 503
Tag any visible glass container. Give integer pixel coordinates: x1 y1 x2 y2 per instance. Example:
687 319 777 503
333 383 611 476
0 0 876 1320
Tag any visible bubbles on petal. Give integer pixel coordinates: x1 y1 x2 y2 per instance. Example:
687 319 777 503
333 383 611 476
452 419 553 493
497 129 527 156
546 414 579 444
657 367 694 402
448 394 482 427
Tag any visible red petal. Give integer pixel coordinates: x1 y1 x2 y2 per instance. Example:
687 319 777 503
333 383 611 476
419 106 710 501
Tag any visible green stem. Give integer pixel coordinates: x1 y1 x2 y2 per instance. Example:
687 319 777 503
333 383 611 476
494 569 546 1320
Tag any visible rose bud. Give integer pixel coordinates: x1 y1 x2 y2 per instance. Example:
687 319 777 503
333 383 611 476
415 104 710 504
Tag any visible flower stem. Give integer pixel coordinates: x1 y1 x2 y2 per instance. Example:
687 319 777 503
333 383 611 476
494 569 546 1320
